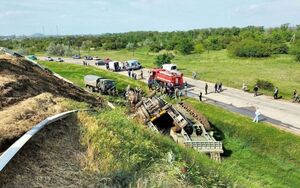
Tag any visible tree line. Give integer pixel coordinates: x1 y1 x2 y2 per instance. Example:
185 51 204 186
0 24 300 61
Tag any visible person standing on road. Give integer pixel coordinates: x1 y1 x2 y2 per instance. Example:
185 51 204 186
253 85 259 97
219 82 223 92
192 71 197 80
205 83 208 95
199 91 202 102
293 89 297 99
274 87 279 99
128 69 131 77
140 70 144 79
214 83 218 93
253 108 261 123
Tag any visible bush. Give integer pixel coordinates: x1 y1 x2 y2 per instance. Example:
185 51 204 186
154 53 174 67
255 79 274 91
194 43 205 54
269 43 289 54
175 39 194 55
228 39 271 57
289 41 300 62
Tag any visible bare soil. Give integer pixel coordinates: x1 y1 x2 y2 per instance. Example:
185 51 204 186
0 116 105 187
0 55 102 109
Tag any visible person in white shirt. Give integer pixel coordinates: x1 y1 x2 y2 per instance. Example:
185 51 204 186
253 108 261 123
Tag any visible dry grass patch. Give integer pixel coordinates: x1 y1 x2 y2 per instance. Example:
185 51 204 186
0 92 68 152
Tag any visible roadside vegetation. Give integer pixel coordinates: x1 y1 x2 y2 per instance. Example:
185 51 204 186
41 61 300 187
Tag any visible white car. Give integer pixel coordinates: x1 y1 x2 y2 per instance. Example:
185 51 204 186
45 56 54 61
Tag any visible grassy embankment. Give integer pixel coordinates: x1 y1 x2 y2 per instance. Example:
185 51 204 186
52 47 300 99
41 61 300 187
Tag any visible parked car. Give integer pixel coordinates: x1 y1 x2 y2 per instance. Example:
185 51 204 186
56 57 64 62
72 55 81 59
93 56 101 60
27 55 37 60
108 61 124 71
95 59 105 66
84 56 93 60
125 60 142 70
45 56 54 61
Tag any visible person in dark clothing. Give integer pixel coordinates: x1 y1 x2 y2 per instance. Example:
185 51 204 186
199 91 202 101
274 87 279 99
214 83 218 93
219 82 222 92
106 63 109 69
253 85 259 97
205 83 208 95
128 69 131 77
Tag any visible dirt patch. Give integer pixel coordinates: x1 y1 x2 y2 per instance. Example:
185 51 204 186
0 93 68 152
0 55 102 109
0 115 105 187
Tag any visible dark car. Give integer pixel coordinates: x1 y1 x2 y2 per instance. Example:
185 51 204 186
84 56 93 60
95 60 105 66
56 57 64 62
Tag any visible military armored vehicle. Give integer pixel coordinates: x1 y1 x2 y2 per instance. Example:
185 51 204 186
132 94 223 162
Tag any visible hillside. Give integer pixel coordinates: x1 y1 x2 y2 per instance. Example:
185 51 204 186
0 55 102 152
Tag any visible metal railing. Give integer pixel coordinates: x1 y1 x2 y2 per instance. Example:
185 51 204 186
0 110 78 171
184 141 223 153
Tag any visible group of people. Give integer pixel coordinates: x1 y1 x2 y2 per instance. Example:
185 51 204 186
214 82 223 93
82 61 89 66
128 69 143 80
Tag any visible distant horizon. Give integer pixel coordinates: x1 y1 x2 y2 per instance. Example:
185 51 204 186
1 0 300 36
1 23 299 38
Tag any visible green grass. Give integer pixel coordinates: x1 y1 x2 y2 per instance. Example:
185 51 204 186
77 108 229 187
38 60 148 91
186 98 300 187
58 48 300 99
42 61 300 187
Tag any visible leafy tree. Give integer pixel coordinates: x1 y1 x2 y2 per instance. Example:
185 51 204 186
194 43 205 54
154 53 174 67
81 40 93 51
175 39 194 55
289 41 300 62
126 42 136 56
228 39 271 57
149 42 163 53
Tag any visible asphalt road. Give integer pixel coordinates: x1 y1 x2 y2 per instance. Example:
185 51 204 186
40 57 300 135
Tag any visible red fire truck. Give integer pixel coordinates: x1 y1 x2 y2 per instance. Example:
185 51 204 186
149 68 184 87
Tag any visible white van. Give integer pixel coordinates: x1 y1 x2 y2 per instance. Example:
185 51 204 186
109 61 122 71
162 64 177 71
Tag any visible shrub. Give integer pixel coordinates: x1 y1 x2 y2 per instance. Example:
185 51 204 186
228 39 271 57
154 53 174 67
194 43 205 54
289 41 300 62
175 39 194 55
255 79 274 91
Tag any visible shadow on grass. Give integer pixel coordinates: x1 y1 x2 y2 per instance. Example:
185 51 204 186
210 121 233 158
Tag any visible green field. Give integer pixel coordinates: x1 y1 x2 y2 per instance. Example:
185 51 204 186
40 61 300 187
47 48 300 99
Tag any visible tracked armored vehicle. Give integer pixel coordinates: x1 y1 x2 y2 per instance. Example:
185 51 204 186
133 94 223 162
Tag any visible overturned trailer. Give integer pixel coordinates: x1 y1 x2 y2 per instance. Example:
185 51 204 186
134 95 223 162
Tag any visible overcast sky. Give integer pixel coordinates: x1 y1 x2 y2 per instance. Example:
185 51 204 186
0 0 300 35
